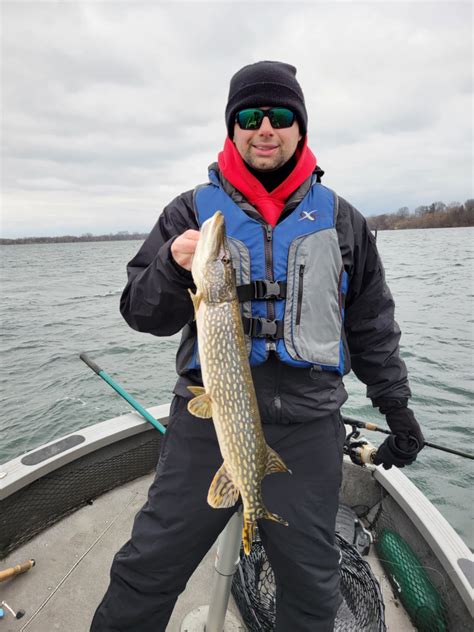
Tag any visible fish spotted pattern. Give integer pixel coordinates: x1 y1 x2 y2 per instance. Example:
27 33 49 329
187 211 291 554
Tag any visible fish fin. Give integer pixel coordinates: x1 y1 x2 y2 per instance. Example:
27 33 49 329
265 446 292 476
242 516 256 555
187 386 206 397
261 510 289 528
187 392 213 418
188 289 202 315
207 463 240 509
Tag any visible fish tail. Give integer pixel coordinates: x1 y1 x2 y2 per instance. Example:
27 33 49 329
242 516 256 555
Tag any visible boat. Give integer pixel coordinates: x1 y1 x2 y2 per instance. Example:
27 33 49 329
1 402 473 631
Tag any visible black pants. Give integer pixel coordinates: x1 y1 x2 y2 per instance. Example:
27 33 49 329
91 396 345 632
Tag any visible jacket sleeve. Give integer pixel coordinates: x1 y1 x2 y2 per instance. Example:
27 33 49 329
340 199 411 405
120 190 199 336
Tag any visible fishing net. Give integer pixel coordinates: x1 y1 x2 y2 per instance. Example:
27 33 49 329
369 495 450 632
231 529 386 632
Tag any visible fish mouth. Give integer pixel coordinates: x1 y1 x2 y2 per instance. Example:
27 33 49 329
192 211 227 290
198 211 225 260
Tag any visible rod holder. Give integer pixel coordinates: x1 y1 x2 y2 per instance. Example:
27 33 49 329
206 508 244 632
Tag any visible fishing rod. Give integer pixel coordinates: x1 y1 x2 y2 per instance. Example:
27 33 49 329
79 353 472 461
79 353 166 434
80 352 242 630
342 415 474 460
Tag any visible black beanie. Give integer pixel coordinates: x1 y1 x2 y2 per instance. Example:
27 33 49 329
225 60 308 138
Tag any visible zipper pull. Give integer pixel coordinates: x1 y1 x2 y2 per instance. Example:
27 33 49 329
265 225 273 241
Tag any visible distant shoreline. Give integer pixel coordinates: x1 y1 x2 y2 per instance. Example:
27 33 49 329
1 200 473 244
367 200 473 231
1 224 473 245
0 233 149 245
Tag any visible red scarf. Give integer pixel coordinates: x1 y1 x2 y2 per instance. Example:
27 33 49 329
217 137 317 227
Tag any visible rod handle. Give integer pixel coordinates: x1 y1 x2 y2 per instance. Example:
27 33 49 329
80 352 102 375
0 559 35 582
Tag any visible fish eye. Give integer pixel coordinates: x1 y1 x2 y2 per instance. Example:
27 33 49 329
221 256 231 264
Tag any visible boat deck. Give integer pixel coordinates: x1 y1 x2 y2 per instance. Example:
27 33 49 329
0 472 415 631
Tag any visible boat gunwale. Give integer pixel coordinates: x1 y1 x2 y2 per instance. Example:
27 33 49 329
1 406 472 619
0 403 171 500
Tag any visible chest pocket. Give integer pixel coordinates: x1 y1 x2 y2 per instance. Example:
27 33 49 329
284 228 344 368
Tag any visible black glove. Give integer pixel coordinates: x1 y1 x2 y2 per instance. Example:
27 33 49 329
372 404 424 470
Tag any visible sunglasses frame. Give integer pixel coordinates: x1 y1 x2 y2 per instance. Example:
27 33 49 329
235 107 296 131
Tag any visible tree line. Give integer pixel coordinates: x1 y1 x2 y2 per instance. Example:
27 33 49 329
0 231 149 245
367 199 473 231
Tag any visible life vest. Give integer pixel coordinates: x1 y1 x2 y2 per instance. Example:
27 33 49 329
190 170 349 375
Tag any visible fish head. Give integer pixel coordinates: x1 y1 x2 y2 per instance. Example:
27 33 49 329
192 211 235 303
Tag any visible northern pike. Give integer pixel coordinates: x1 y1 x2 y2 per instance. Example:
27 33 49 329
187 211 290 554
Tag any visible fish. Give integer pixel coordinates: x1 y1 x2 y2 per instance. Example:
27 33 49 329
187 210 291 555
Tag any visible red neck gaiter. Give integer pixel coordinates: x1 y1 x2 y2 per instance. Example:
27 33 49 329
217 137 317 226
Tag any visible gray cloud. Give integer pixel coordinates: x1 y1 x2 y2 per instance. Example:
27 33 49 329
1 1 472 237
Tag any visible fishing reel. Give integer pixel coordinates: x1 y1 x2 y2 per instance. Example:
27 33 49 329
343 422 377 467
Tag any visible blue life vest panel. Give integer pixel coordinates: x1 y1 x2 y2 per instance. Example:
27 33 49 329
191 171 348 375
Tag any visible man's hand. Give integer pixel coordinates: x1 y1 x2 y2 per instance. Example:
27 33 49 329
372 406 424 470
170 230 200 271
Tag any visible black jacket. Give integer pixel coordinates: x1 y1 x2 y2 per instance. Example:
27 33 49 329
120 164 411 424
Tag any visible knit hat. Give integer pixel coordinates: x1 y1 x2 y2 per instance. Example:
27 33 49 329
225 61 308 138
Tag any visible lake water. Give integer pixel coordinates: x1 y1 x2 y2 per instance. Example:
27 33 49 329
0 227 473 548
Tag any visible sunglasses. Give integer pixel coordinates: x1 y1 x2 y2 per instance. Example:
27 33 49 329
235 107 296 130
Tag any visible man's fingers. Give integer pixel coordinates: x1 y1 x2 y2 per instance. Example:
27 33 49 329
184 230 200 241
178 239 199 254
171 230 200 271
180 231 200 249
176 229 200 247
174 230 200 249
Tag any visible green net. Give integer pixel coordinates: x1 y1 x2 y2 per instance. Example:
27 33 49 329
375 528 448 632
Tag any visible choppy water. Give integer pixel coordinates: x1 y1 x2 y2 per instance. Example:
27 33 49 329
0 228 473 548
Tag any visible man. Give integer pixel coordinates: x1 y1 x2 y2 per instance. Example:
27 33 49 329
91 61 424 631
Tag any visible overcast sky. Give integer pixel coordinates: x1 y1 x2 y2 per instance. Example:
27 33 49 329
1 1 472 238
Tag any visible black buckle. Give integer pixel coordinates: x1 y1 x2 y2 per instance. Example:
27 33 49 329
247 318 277 339
258 318 278 338
243 316 283 339
237 280 286 302
254 280 281 299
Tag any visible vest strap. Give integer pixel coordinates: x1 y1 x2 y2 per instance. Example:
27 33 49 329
237 280 287 302
242 317 284 340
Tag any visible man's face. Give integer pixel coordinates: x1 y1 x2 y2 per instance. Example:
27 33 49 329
233 106 303 171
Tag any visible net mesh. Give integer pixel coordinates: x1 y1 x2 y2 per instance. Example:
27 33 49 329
370 497 449 632
0 431 162 559
231 530 386 632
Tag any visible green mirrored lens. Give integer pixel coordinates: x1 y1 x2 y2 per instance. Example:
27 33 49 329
268 108 295 128
237 109 264 130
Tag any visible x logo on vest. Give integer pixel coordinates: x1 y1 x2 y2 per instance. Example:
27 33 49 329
298 210 318 222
